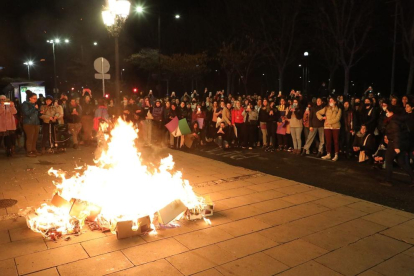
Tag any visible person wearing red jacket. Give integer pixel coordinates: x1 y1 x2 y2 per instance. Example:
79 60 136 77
232 101 245 148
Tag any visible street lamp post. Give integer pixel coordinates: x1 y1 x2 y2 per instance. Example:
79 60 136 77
23 61 33 80
303 52 309 95
102 0 131 104
47 38 69 96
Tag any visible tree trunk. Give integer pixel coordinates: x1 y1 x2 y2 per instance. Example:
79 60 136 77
344 67 350 97
407 59 414 95
226 72 232 96
278 68 284 92
230 73 236 96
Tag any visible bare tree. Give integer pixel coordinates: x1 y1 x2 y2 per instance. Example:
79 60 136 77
252 0 302 92
317 0 374 96
397 0 414 95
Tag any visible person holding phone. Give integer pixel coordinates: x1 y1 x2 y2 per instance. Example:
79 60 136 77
21 91 41 157
0 95 18 157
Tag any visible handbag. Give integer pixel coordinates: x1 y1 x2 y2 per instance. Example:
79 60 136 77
358 134 371 162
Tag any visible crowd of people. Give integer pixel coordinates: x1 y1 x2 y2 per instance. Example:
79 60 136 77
0 85 413 186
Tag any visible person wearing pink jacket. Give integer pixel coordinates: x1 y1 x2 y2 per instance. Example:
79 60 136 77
0 95 17 157
232 101 245 148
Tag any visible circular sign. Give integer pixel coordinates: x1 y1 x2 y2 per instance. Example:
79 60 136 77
94 57 110 74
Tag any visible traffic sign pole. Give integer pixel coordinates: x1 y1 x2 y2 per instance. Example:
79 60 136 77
101 57 105 97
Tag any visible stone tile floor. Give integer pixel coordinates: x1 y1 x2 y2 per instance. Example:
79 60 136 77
0 148 414 275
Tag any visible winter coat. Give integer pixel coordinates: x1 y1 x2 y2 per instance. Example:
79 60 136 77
342 108 356 133
309 105 325 128
287 106 304 128
222 107 232 126
242 109 258 123
316 106 342 129
353 132 375 152
384 114 410 151
359 107 377 134
21 101 40 125
65 104 83 124
231 107 244 125
0 104 17 131
40 104 58 124
152 106 164 122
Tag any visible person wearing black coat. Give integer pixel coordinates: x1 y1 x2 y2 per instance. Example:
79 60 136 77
381 106 414 186
352 125 375 163
301 98 325 157
359 98 377 134
341 101 357 158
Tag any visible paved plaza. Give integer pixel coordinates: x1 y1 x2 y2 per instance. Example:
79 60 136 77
1 148 414 276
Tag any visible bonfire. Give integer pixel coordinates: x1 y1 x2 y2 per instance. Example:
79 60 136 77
20 119 213 240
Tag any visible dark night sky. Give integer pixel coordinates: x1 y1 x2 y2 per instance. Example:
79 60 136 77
0 0 410 97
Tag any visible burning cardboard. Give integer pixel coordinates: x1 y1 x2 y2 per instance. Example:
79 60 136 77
157 200 187 225
51 193 72 210
116 216 151 239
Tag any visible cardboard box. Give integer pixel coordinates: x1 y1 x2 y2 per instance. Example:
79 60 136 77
51 194 72 211
116 216 151 239
157 199 187 225
69 199 88 218
86 204 102 221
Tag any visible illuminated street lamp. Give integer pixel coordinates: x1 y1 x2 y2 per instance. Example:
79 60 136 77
23 61 33 80
175 14 180 19
47 38 69 95
102 0 131 103
93 42 98 46
303 52 309 94
136 6 144 13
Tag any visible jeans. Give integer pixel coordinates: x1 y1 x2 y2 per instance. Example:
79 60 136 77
290 127 303 149
324 129 340 154
267 121 277 146
215 136 229 148
303 127 325 153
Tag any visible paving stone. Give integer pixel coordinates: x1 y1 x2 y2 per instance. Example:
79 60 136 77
192 268 224 276
122 238 188 265
302 188 337 199
254 208 306 226
381 219 414 244
109 259 183 276
174 227 234 249
0 259 18 276
264 239 328 267
246 182 284 192
217 252 288 276
316 234 411 276
280 192 319 205
216 232 278 258
347 201 386 214
15 243 88 275
301 217 386 252
371 252 414 276
216 217 271 237
218 187 256 198
276 261 343 276
249 197 294 213
57 251 133 276
358 270 385 276
243 189 287 202
9 227 40 242
313 195 360 209
258 221 317 244
0 217 28 231
81 234 146 257
218 205 265 221
362 209 412 227
245 175 282 184
274 184 315 195
0 229 10 244
45 230 106 249
167 244 237 275
0 237 46 261
319 206 368 224
214 197 253 211
25 268 60 276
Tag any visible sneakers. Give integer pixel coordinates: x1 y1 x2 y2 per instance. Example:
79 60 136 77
248 147 253 150
287 147 293 152
321 154 331 160
301 149 309 156
332 154 339 162
316 152 322 158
